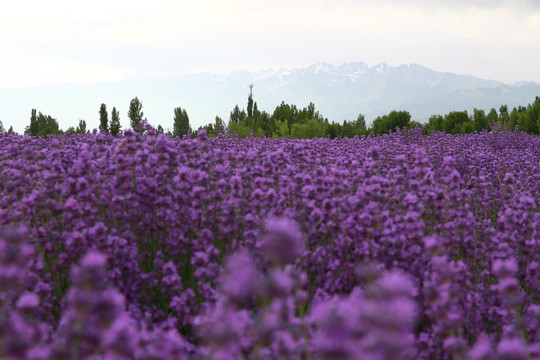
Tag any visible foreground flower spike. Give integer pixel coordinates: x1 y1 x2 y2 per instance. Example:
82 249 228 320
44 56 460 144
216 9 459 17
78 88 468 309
261 217 305 266
0 227 33 294
49 250 123 358
221 249 258 304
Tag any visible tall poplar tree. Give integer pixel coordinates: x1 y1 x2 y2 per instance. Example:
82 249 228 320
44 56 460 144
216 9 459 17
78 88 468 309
99 103 109 134
110 107 121 136
128 97 144 132
247 96 254 118
173 107 191 137
27 109 39 136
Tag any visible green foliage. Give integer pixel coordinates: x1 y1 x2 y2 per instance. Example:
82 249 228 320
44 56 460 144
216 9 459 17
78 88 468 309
443 111 469 134
272 119 289 138
228 122 251 138
354 114 367 134
486 108 499 127
516 97 539 134
76 120 88 134
256 110 272 136
199 116 224 138
27 109 39 136
325 122 341 139
173 107 191 138
499 105 510 129
25 109 62 136
99 103 109 134
229 105 247 125
247 96 254 118
462 121 476 134
534 96 540 135
510 107 523 132
128 97 144 133
290 118 327 139
426 115 444 132
34 92 539 138
337 114 367 137
371 110 411 135
472 109 488 132
408 121 423 130
110 107 121 136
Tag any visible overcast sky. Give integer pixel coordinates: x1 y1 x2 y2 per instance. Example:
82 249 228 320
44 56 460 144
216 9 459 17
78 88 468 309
1 0 540 87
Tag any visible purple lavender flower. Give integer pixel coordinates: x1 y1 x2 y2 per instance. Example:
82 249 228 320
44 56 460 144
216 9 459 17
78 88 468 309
0 227 33 293
221 249 258 304
496 337 528 360
468 334 495 360
260 217 305 265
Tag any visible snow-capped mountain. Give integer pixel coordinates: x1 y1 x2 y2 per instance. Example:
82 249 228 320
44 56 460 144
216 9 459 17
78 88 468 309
1 62 539 133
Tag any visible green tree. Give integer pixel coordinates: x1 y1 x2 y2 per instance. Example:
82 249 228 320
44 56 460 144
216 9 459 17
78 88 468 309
326 122 342 138
214 116 224 134
519 97 540 134
26 109 39 136
247 96 254 118
462 121 475 134
110 107 121 136
427 115 444 132
229 105 247 124
26 111 61 136
371 110 411 135
76 120 88 134
509 107 521 132
99 103 109 134
354 114 367 134
128 97 144 132
341 120 356 137
472 108 488 132
257 110 273 136
272 119 289 138
8 126 14 134
443 111 469 134
408 121 423 130
271 102 298 133
228 122 251 138
290 118 326 139
532 96 540 135
173 107 191 137
499 105 510 129
486 108 499 128
65 127 76 135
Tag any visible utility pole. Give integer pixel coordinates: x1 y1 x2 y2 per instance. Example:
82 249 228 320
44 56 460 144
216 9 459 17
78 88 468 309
248 84 254 98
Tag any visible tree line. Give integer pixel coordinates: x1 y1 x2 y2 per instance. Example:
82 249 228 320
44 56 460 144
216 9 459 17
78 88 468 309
200 95 540 138
21 97 192 138
12 95 540 138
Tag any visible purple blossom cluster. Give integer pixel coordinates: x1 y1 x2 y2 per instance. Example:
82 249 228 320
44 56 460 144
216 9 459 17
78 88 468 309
1 124 539 359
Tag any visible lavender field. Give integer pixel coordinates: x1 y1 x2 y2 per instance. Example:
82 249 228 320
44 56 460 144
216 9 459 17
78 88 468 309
1 124 539 359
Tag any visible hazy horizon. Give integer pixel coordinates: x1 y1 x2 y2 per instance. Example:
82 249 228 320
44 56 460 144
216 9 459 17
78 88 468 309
2 61 539 135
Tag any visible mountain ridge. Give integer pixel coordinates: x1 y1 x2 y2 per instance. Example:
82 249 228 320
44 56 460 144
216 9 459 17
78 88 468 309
1 62 539 133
